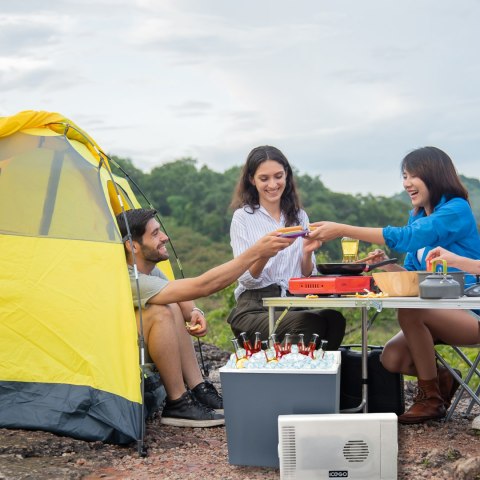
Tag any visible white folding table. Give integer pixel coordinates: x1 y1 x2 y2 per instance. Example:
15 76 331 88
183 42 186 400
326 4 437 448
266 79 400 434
263 296 480 413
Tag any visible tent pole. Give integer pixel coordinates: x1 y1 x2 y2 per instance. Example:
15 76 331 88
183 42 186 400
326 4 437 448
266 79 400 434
98 156 147 457
118 206 148 457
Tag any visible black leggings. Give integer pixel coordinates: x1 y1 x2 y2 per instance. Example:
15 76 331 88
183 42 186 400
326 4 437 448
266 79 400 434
227 285 346 350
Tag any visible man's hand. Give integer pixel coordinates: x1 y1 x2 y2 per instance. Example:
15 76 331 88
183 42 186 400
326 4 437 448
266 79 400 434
186 309 207 337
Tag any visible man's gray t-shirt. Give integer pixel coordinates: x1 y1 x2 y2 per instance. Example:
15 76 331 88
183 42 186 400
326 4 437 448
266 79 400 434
128 265 169 309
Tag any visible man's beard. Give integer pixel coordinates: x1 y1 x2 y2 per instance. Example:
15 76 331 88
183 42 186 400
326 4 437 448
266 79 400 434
141 244 170 264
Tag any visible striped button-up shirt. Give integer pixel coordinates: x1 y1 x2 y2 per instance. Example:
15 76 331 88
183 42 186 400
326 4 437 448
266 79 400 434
230 205 316 300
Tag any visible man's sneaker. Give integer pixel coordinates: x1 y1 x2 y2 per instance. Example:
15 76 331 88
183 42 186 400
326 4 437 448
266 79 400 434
160 391 224 428
191 380 224 413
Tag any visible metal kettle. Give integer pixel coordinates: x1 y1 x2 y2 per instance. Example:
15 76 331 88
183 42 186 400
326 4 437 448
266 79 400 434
419 260 461 299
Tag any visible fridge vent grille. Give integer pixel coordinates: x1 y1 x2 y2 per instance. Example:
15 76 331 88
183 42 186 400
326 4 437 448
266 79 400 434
343 440 370 462
279 425 297 478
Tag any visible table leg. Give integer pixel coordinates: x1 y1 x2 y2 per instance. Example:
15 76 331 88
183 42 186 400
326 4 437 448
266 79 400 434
268 306 275 336
268 302 369 413
361 306 368 413
341 306 368 413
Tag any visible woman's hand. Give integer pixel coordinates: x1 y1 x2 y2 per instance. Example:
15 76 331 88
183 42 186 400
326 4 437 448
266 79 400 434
365 249 389 264
255 231 296 258
308 222 344 242
425 246 462 269
303 235 322 255
426 247 480 274
301 236 322 276
366 248 404 271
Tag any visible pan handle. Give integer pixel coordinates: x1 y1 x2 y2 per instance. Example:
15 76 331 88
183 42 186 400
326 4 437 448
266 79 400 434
364 258 398 271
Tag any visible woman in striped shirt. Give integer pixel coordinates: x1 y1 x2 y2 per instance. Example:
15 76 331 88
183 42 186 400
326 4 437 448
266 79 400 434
227 145 346 350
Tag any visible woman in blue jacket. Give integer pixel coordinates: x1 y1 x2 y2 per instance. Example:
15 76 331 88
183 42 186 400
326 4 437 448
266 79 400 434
308 146 480 424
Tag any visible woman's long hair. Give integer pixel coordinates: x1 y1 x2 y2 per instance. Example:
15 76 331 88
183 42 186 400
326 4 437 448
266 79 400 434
230 145 302 226
401 146 469 213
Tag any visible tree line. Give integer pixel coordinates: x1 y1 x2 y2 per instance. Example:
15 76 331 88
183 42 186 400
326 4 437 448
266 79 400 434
111 155 406 274
110 155 480 276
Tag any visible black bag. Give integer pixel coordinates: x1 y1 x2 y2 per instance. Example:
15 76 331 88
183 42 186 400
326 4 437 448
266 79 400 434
339 345 405 415
143 366 167 419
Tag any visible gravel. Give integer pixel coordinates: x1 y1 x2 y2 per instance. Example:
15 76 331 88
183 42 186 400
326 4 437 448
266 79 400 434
0 343 479 480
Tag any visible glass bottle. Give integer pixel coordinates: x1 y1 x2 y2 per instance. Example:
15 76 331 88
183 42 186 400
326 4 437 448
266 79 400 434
281 333 292 355
240 331 253 358
297 333 306 355
307 333 319 358
318 339 329 359
253 331 262 353
231 338 246 362
262 340 277 363
269 333 282 359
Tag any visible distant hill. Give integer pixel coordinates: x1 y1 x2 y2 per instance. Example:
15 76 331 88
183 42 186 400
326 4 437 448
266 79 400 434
393 174 480 224
111 156 480 270
461 175 480 221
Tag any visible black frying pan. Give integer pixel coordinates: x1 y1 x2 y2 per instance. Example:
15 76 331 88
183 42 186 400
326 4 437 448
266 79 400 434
316 258 398 276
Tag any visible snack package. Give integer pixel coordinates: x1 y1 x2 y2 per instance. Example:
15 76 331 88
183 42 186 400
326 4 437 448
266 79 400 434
276 225 309 238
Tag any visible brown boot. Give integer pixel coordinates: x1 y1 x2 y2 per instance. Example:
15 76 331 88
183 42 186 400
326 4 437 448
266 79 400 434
437 365 461 409
398 378 446 424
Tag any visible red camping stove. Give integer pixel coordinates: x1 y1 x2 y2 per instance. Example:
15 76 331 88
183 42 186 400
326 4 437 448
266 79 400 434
288 275 374 296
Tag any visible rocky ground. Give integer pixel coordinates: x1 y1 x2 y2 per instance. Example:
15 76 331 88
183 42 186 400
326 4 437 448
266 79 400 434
0 343 479 480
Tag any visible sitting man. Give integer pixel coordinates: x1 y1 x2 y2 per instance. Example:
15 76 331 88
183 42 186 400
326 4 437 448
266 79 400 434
116 208 295 427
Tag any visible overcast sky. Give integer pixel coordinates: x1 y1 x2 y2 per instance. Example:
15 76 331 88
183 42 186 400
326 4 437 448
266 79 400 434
2 0 480 196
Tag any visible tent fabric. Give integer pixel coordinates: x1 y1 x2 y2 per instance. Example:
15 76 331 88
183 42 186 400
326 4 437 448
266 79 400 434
0 110 153 443
0 110 104 164
0 382 140 443
0 111 69 138
0 235 140 402
0 132 119 241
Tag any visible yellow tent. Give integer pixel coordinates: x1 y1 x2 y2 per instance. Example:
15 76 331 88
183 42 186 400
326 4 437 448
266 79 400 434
0 110 169 445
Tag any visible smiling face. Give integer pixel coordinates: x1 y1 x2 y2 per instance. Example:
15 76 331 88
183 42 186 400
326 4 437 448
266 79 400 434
136 218 170 264
403 169 432 214
250 160 287 207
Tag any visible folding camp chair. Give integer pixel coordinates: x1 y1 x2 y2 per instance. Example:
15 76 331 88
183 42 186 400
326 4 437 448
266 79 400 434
435 344 480 421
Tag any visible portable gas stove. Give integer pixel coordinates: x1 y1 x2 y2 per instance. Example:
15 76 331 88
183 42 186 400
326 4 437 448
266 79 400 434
289 275 374 296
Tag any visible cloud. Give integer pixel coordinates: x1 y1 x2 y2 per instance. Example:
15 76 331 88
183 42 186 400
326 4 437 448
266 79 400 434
169 100 213 117
0 62 83 92
2 0 480 198
0 13 73 55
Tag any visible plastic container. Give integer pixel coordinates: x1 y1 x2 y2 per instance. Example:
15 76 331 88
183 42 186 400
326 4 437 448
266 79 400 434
219 351 341 468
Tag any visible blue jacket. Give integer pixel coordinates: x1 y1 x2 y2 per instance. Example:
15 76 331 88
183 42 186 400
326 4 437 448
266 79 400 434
383 196 480 286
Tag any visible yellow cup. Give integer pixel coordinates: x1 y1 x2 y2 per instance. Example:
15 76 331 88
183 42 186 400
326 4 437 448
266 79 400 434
341 237 359 262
